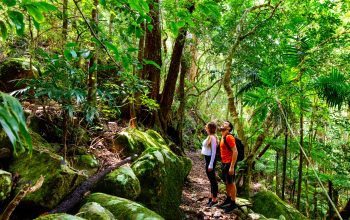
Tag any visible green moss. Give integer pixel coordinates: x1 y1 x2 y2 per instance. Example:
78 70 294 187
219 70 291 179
35 214 85 220
9 132 86 209
115 129 191 219
84 193 164 220
94 166 140 200
132 147 189 219
78 155 99 168
0 169 12 201
76 202 115 220
252 191 308 220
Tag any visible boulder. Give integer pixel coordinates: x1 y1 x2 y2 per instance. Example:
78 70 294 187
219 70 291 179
252 190 307 220
0 169 12 201
121 129 191 219
0 58 38 92
35 213 85 220
84 193 164 220
76 202 115 220
94 166 140 200
8 131 86 209
76 155 99 168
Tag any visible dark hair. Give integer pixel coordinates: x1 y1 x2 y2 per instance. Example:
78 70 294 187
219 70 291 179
207 122 217 134
225 121 233 132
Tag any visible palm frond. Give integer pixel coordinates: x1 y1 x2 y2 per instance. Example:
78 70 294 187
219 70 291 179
314 68 350 109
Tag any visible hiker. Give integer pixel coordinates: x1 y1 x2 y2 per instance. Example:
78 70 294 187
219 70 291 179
218 121 238 213
201 122 219 207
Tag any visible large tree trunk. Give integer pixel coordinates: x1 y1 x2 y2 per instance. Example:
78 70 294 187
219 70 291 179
159 27 187 129
141 0 162 101
87 0 99 107
139 0 162 126
328 180 334 220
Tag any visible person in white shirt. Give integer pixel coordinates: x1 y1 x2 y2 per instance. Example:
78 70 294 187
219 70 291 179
201 122 219 207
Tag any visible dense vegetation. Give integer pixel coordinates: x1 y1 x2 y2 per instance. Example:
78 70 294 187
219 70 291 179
0 0 349 219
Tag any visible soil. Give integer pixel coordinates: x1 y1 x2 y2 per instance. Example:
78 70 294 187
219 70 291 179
180 149 238 220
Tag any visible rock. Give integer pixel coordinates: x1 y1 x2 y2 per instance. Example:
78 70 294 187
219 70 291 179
77 155 99 168
84 192 164 220
252 190 307 220
0 58 38 92
94 165 140 200
35 213 85 220
8 131 86 209
0 169 12 201
122 129 191 219
76 202 115 220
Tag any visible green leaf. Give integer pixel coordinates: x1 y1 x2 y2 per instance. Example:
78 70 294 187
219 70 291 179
8 10 24 35
143 59 161 70
64 49 72 60
177 20 185 29
33 2 57 11
2 0 16 7
0 21 8 40
65 42 77 48
26 4 45 23
169 21 179 37
104 41 120 61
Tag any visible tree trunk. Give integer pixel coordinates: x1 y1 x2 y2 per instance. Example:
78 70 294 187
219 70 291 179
177 58 188 150
275 150 280 197
296 110 303 210
141 0 162 101
189 34 198 82
333 199 350 220
87 0 99 107
328 180 334 220
62 0 68 41
314 183 318 219
305 166 309 217
159 27 187 129
282 123 288 200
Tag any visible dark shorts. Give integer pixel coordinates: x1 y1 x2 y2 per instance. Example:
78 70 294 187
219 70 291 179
221 163 236 184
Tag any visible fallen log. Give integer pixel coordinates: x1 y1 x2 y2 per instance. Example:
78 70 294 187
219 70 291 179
48 154 137 214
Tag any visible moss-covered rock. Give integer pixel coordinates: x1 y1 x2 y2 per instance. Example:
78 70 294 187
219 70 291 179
252 191 307 220
8 131 86 209
0 169 12 201
77 155 99 168
0 58 38 92
94 166 140 200
35 213 86 220
126 131 189 219
84 193 164 220
76 202 115 220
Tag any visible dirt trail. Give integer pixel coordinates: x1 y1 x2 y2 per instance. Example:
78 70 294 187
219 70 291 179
180 149 238 220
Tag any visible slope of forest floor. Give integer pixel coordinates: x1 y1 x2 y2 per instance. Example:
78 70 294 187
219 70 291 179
180 149 238 220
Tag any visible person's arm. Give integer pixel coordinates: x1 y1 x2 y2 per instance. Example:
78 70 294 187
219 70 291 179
229 136 237 175
208 135 217 171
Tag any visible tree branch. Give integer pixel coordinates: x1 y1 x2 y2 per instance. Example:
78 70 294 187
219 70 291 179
72 0 121 68
187 78 222 97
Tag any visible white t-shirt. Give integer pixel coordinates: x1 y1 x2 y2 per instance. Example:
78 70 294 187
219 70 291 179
201 135 217 169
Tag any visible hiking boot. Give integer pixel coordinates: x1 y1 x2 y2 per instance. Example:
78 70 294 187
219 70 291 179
207 200 218 207
218 197 231 209
206 198 212 206
224 202 238 213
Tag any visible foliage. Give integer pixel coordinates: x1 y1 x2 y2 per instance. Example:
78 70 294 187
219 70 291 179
0 92 32 154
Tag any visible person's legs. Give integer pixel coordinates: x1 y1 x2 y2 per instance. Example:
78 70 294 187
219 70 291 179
224 165 238 213
205 156 218 206
219 163 232 208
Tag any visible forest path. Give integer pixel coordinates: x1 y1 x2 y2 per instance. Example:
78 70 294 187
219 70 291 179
180 149 238 220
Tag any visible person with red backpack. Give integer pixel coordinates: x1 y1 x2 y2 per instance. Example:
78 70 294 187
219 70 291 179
201 122 219 207
218 121 239 213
